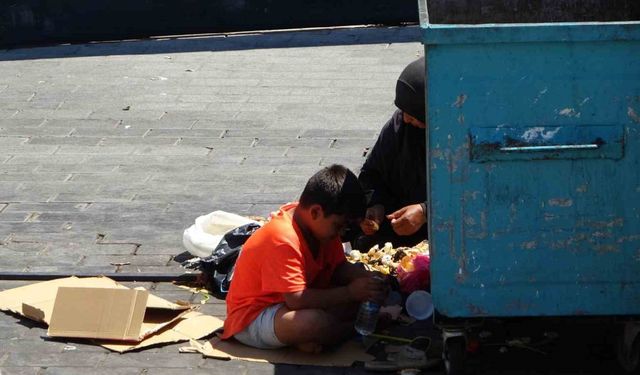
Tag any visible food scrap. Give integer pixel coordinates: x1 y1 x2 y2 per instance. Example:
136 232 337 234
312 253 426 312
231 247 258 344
347 241 429 275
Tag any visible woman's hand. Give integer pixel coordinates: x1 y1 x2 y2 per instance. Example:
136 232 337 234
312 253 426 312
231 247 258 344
387 203 426 236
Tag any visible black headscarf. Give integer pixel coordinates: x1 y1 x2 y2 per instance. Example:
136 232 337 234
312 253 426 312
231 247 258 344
394 57 426 123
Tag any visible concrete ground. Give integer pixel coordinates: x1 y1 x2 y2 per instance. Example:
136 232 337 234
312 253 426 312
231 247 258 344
0 26 626 375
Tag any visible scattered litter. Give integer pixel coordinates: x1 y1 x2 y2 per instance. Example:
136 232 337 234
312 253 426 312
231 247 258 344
365 339 440 371
0 276 222 353
109 262 131 266
400 369 421 375
63 345 77 351
380 305 403 320
182 211 263 300
172 283 211 304
183 221 262 300
174 284 207 294
199 291 211 304
183 211 259 258
180 337 373 367
122 105 130 111
397 314 416 326
405 290 433 320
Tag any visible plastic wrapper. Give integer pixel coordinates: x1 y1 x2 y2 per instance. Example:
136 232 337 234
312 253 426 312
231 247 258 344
182 222 261 300
396 253 431 293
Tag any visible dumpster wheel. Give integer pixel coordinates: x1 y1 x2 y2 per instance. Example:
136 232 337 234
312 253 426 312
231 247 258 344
443 336 466 375
617 322 640 374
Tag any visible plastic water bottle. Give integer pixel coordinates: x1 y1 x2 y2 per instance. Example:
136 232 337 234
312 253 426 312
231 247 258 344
354 301 380 336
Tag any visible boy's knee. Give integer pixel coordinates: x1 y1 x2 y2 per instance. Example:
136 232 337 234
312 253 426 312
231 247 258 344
293 309 332 335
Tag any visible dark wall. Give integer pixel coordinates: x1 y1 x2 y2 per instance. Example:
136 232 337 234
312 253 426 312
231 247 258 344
0 0 418 48
424 0 640 24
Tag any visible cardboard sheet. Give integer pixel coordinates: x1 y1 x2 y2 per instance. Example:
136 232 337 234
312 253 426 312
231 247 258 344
0 276 222 352
48 287 150 341
182 337 374 367
0 276 127 323
101 311 224 353
0 276 188 324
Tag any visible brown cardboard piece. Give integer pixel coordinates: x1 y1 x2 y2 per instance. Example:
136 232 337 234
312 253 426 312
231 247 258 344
181 337 374 367
48 287 153 341
0 276 126 322
0 276 222 352
102 311 224 353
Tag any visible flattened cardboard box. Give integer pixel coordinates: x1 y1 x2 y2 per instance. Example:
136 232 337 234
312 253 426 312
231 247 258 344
101 310 222 353
48 287 156 341
181 337 374 367
0 276 224 352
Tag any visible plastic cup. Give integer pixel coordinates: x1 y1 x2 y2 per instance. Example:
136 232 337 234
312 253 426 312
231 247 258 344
405 290 434 320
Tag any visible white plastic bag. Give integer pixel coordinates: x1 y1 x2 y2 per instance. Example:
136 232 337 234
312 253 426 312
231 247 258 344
183 211 259 258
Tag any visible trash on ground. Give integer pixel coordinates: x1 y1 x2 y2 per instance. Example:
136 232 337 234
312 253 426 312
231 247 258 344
182 210 261 258
405 290 434 320
109 262 131 266
0 276 223 352
380 304 403 320
182 212 262 299
364 339 440 372
173 283 211 304
180 337 373 367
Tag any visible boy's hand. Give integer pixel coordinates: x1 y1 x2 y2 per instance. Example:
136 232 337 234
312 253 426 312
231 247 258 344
360 204 384 235
387 204 426 236
347 275 387 304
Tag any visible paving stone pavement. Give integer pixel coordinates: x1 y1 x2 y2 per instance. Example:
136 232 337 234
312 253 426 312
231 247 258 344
0 26 626 375
0 25 429 375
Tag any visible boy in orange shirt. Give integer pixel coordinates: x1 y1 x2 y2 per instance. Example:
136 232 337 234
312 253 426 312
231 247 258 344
222 164 387 352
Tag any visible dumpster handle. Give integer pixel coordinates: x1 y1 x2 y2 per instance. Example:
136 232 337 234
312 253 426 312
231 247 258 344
500 144 600 152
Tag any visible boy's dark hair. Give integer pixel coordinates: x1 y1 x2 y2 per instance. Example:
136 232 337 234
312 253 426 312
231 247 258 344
299 164 366 219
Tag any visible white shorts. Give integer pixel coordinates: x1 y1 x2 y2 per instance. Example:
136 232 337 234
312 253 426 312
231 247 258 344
234 303 287 349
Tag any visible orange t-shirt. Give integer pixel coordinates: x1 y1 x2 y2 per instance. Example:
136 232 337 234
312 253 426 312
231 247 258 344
221 202 346 339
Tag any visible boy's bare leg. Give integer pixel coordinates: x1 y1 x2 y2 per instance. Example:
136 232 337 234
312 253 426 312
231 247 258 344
273 305 355 352
325 302 359 322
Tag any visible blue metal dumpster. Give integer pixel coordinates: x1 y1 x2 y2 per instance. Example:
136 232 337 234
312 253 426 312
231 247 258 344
419 0 640 372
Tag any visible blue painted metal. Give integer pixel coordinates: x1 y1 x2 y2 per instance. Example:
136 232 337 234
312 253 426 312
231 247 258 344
422 22 640 44
420 1 640 317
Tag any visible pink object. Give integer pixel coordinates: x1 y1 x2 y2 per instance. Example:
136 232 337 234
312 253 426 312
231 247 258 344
396 254 431 294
